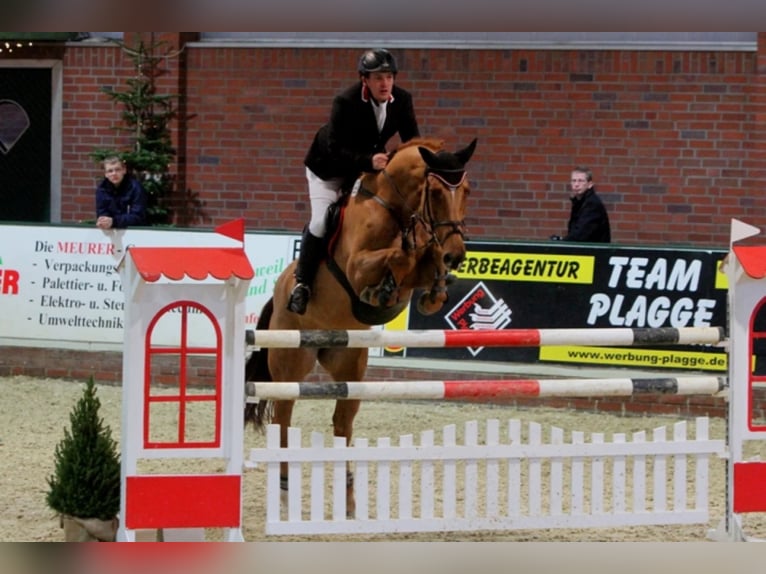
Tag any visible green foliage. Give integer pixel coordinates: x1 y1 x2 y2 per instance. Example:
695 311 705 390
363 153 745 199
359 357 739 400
92 37 206 226
46 377 121 520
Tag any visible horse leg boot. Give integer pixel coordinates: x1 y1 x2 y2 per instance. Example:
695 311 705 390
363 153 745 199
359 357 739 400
377 270 398 307
287 227 325 315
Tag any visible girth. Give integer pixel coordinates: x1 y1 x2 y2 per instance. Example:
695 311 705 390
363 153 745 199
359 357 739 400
324 255 408 326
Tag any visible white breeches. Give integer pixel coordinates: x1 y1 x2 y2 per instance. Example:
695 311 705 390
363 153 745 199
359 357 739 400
306 167 343 237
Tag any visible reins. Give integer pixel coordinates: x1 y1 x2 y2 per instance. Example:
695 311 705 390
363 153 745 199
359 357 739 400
356 174 424 252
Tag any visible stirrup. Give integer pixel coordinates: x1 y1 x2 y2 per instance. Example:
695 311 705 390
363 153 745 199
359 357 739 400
287 282 311 315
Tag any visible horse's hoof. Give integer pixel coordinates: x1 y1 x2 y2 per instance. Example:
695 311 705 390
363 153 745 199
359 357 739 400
417 291 444 315
378 274 398 307
429 289 446 305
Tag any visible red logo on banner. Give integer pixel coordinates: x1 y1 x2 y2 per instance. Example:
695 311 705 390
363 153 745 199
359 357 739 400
0 267 20 295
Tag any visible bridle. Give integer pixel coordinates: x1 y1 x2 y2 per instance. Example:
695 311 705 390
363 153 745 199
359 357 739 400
422 167 468 245
358 163 468 252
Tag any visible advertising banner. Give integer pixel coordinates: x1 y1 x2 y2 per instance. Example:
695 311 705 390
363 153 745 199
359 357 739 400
400 241 728 372
0 224 295 350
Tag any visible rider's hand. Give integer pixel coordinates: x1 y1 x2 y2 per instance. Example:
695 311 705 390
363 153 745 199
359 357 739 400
371 153 389 171
96 216 113 230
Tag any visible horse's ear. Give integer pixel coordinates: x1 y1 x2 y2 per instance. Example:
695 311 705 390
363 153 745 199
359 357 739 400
419 138 477 170
455 138 477 165
418 146 439 168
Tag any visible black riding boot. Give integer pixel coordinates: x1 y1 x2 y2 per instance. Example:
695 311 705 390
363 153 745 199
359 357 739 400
287 228 325 315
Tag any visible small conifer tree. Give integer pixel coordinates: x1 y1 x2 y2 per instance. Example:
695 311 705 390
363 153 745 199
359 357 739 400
46 377 121 521
91 36 206 226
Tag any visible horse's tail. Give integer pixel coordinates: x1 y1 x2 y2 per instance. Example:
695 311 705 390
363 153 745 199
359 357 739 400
244 297 275 431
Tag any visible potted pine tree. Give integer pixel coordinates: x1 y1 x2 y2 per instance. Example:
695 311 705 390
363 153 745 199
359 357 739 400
46 376 121 541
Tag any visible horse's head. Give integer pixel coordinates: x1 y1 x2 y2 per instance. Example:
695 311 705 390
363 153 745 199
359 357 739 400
416 138 477 272
350 138 477 316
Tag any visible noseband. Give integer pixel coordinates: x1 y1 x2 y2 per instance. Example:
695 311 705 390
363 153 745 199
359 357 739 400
423 168 468 245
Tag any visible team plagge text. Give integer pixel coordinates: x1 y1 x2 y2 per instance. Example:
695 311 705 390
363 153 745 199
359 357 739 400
456 253 717 328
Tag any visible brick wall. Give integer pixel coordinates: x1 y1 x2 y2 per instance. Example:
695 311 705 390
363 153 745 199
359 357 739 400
50 33 766 247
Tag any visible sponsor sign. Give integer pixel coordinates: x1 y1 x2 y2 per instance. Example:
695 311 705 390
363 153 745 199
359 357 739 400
0 224 294 349
401 241 728 371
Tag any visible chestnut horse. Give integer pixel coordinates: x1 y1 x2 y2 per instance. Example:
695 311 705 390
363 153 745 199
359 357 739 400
245 137 477 516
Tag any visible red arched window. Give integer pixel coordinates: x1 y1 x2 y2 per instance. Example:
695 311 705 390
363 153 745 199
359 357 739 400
749 297 766 431
143 300 223 449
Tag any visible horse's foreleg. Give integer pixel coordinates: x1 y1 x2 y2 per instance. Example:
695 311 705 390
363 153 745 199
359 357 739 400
416 247 452 315
348 247 417 307
418 279 449 314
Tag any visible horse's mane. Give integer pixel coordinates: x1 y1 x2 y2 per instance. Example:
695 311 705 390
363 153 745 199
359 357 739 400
389 137 444 159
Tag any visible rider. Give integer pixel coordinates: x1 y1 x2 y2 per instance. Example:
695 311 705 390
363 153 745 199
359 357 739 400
287 48 421 315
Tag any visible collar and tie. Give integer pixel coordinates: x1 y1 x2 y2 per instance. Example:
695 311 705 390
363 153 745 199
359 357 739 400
362 85 392 133
372 99 387 132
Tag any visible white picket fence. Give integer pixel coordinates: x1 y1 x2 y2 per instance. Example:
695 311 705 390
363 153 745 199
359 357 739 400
247 417 726 536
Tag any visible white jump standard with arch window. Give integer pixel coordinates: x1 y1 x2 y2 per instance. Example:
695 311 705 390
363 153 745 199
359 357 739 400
115 219 253 542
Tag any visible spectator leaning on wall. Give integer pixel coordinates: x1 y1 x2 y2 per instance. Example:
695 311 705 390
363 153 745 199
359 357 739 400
550 166 611 243
95 156 148 230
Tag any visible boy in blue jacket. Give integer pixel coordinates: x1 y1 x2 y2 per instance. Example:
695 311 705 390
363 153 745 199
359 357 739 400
95 156 147 229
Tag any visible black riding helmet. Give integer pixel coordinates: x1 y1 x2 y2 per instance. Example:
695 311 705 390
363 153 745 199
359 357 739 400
358 49 398 76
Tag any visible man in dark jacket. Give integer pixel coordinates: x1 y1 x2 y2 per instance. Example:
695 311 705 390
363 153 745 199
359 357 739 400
95 156 147 229
288 48 421 314
551 166 611 243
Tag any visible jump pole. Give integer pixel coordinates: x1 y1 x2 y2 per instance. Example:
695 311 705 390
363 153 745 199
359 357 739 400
245 375 727 401
247 326 725 349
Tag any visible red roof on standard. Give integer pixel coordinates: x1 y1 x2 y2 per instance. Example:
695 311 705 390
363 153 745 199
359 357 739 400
128 247 255 282
733 245 766 280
